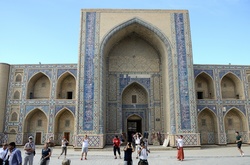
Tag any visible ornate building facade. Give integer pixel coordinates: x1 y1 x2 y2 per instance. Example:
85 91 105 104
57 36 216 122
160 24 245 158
0 9 249 148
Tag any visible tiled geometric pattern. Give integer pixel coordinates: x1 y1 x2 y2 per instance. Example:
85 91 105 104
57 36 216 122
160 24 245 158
174 13 191 130
219 70 242 79
82 12 96 130
122 83 147 104
194 70 214 79
108 34 160 73
108 74 117 101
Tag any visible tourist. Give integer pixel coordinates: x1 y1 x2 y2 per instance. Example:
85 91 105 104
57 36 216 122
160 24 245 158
176 135 184 161
113 135 121 159
124 142 134 165
134 132 142 159
58 137 69 159
47 136 55 155
24 136 36 165
138 142 150 165
8 142 22 165
235 131 244 156
40 142 51 165
80 135 89 160
0 143 8 165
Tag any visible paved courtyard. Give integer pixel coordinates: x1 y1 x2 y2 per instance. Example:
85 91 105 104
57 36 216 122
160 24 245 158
21 145 250 165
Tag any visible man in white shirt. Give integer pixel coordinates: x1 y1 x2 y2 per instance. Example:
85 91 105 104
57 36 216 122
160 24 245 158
0 143 8 165
24 136 36 165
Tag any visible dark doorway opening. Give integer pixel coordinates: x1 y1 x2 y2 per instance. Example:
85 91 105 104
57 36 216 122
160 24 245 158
64 132 70 143
127 119 141 142
35 132 42 145
197 92 203 99
67 92 73 99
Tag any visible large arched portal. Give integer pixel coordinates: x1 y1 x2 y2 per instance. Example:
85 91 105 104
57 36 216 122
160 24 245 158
122 82 148 142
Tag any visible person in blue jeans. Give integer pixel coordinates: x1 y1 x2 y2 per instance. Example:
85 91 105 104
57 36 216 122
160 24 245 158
40 142 51 165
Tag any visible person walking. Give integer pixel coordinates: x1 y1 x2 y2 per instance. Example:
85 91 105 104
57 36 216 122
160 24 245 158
176 135 184 161
58 137 68 159
24 136 36 165
138 142 150 165
8 142 22 165
0 143 8 165
235 131 244 157
40 142 51 165
80 135 89 160
123 142 134 165
113 135 121 159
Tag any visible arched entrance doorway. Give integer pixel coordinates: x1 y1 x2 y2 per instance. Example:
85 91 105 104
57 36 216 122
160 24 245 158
122 82 148 142
127 115 142 142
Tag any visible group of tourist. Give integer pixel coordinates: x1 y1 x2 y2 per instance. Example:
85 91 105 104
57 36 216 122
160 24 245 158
0 136 56 165
0 131 246 165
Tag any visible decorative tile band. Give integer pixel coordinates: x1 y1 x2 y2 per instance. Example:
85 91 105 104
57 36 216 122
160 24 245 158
83 12 96 130
175 13 191 129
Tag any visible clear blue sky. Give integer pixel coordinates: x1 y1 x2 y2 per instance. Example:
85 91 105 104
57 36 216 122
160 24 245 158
0 0 249 65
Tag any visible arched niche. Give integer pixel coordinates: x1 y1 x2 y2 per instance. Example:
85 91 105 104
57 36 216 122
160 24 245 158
26 72 51 99
221 73 244 99
198 108 218 144
56 72 76 99
24 109 48 144
54 109 75 145
15 74 22 82
13 91 20 100
195 72 215 99
224 108 247 143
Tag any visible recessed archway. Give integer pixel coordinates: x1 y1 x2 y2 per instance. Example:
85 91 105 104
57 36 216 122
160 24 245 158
24 109 48 144
224 108 247 143
198 108 218 144
54 109 75 145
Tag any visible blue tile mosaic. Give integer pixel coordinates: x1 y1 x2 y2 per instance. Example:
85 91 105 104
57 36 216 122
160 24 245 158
83 12 96 130
194 69 214 79
57 69 77 78
175 13 191 129
219 70 242 80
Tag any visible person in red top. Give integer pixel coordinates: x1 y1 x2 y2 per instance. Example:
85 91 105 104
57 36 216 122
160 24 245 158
113 135 121 159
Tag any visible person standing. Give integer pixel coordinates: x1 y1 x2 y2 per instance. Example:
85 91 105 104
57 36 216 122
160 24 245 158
138 142 150 165
235 131 244 157
134 132 142 159
24 136 36 165
80 135 89 160
113 135 121 159
47 137 55 155
0 143 8 165
123 142 134 165
58 137 68 159
40 142 51 165
176 135 184 161
8 142 22 165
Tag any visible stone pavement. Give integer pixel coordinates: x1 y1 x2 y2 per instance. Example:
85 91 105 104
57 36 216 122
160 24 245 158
20 145 250 165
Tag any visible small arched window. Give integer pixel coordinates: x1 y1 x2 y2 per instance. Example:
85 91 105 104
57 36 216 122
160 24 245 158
11 112 18 121
13 91 20 100
15 74 22 82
